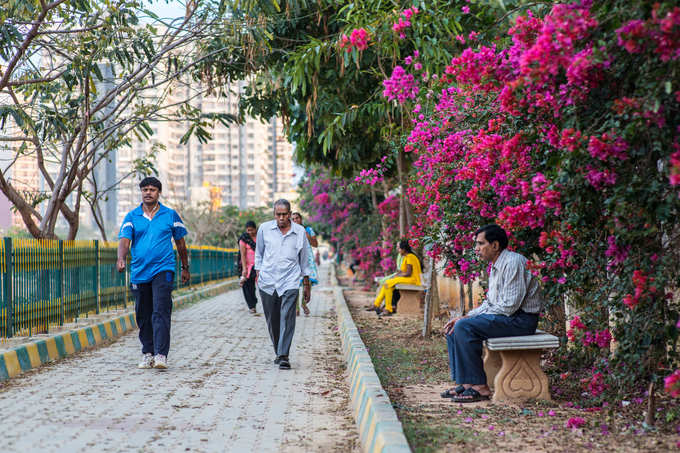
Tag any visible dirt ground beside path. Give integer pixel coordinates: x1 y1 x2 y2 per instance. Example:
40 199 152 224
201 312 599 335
340 278 679 453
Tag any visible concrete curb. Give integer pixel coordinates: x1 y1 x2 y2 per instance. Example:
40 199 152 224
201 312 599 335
331 266 411 453
0 277 238 382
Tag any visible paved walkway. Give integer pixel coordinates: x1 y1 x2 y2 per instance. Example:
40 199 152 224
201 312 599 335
0 265 358 452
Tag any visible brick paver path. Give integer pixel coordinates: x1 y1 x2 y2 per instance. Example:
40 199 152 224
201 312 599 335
0 265 358 452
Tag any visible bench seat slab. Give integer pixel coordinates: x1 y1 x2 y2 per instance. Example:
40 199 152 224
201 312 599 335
394 284 426 291
486 333 559 350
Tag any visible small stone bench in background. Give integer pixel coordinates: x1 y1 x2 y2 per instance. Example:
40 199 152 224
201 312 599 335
394 284 426 315
483 331 559 402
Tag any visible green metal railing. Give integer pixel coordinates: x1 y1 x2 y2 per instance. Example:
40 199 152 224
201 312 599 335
0 238 238 338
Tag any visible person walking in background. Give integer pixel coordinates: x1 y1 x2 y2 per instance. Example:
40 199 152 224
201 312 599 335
368 239 422 316
255 200 311 370
291 212 318 316
117 177 190 370
238 220 258 314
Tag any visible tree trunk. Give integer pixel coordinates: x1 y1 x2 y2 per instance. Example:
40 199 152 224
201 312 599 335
423 258 438 337
90 199 109 242
645 381 656 426
396 148 407 237
459 278 466 315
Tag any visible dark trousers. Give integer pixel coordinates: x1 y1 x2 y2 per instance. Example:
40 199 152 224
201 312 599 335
132 271 174 357
259 289 298 358
446 312 538 385
241 268 257 309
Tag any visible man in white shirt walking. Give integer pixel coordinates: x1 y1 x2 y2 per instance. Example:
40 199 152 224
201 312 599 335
254 199 311 370
441 224 545 402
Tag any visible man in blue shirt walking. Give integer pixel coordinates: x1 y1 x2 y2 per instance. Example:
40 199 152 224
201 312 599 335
117 177 190 370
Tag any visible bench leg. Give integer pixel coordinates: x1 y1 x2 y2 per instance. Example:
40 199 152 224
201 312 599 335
491 350 551 402
397 291 422 315
482 347 502 390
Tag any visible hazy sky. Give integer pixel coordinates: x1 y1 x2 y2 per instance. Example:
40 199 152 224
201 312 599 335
145 0 186 20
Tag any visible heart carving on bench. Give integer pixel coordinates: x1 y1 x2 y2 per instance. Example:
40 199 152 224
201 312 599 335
502 355 542 396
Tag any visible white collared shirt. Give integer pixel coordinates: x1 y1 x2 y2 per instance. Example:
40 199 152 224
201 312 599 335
254 220 311 295
468 249 544 316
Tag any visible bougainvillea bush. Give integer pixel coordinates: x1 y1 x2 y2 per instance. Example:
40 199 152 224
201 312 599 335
298 168 400 281
394 0 680 400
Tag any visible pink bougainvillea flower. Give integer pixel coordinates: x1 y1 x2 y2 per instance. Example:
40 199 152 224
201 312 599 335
566 417 586 429
349 28 370 51
382 65 419 104
664 369 680 397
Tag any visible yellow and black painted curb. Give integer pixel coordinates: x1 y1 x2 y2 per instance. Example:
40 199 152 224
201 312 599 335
0 312 137 381
0 277 238 382
332 267 412 453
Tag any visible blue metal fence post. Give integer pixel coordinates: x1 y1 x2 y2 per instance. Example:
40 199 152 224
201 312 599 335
59 240 64 326
94 240 100 314
3 237 14 338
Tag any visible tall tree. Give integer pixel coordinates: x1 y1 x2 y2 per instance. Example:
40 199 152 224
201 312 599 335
0 0 235 239
197 0 522 231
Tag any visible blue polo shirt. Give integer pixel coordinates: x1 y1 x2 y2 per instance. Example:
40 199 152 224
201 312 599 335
118 203 188 284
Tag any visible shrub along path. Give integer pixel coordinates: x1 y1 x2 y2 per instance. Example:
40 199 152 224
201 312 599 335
339 272 678 453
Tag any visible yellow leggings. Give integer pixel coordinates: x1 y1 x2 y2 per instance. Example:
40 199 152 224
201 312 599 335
373 276 419 313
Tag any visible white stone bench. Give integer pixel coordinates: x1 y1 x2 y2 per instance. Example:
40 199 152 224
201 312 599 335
482 331 559 402
394 284 426 315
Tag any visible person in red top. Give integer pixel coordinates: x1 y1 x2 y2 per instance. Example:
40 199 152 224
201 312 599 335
238 221 258 314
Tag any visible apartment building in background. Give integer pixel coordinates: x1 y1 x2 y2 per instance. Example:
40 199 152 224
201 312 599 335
113 80 295 230
1 80 296 236
0 112 44 231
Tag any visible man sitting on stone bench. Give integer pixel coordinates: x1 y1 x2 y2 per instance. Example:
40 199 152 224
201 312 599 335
441 224 544 403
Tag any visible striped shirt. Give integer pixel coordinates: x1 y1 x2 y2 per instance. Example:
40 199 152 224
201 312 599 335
468 249 544 317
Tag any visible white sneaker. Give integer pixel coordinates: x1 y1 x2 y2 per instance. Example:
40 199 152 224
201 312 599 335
138 353 154 369
153 354 168 370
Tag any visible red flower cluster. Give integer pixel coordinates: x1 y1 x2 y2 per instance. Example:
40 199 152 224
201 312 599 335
567 315 612 351
622 269 657 309
338 28 371 52
617 6 680 62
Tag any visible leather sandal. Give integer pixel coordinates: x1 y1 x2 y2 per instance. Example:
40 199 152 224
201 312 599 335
453 387 490 403
440 385 465 398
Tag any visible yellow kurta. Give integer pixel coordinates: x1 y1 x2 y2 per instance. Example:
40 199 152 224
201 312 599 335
373 253 422 312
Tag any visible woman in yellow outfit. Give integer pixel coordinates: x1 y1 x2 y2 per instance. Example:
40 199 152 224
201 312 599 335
371 240 422 315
